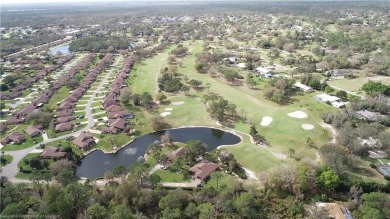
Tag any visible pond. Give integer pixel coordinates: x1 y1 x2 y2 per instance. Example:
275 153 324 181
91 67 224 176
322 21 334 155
49 45 70 55
76 127 241 178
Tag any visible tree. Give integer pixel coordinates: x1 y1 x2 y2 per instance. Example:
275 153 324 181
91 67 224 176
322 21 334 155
149 174 162 188
316 166 340 194
120 89 132 106
188 79 203 90
246 76 257 88
65 78 80 90
155 92 167 103
161 131 172 145
180 85 190 95
112 204 133 219
362 81 390 96
226 103 237 116
1 201 28 217
211 171 223 190
113 165 126 179
141 92 154 108
335 90 348 101
104 170 114 181
150 116 169 131
55 169 77 186
50 159 74 176
87 203 108 219
249 125 258 137
198 203 215 219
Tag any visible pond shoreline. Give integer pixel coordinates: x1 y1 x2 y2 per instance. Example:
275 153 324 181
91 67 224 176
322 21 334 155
81 125 243 158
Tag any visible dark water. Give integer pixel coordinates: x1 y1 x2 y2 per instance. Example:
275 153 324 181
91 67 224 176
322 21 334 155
76 127 241 178
49 45 70 55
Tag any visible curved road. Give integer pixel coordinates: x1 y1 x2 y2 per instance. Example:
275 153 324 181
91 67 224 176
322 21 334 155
1 55 122 181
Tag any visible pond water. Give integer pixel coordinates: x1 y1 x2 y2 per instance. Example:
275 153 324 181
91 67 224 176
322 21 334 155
76 127 241 178
49 45 70 55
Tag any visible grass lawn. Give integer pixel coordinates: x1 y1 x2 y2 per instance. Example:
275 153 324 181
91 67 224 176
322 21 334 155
15 153 51 179
1 154 13 166
90 133 134 151
328 76 390 93
92 101 101 108
131 45 176 95
43 86 70 111
205 172 238 189
154 169 189 182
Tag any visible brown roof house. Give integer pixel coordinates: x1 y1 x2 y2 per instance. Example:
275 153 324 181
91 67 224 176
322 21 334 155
1 132 25 145
166 147 186 161
0 123 7 133
24 125 43 137
190 161 219 181
55 122 74 132
72 133 96 150
108 118 127 130
40 146 67 159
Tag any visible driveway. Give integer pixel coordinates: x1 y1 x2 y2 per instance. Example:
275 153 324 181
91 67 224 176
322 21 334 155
1 55 123 181
161 179 202 188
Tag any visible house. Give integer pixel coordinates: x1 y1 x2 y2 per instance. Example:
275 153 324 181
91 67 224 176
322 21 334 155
24 125 43 137
56 116 75 124
6 116 25 125
108 118 127 130
166 147 186 161
57 102 75 110
294 82 314 92
0 132 25 145
313 93 346 108
313 203 353 219
40 146 67 159
71 133 96 150
189 161 219 181
55 109 74 118
327 69 349 77
355 110 387 122
55 122 74 132
102 126 120 134
256 67 274 75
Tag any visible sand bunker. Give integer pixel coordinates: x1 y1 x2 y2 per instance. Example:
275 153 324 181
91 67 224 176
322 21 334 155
160 112 171 117
164 108 173 111
287 111 307 119
260 116 273 126
302 124 314 130
172 101 185 105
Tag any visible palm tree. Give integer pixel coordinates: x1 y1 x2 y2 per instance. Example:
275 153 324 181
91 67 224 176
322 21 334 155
211 171 223 190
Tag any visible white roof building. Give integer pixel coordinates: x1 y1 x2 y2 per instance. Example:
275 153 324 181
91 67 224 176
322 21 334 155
256 67 273 75
294 82 313 92
236 63 247 69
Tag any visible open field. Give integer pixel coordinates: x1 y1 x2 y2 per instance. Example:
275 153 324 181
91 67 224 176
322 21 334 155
328 76 390 92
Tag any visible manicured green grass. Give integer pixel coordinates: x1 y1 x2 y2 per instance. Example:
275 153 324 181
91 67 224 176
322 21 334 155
15 153 51 179
131 45 176 95
92 101 101 108
1 154 13 166
328 76 390 93
43 86 70 111
90 133 134 151
205 172 237 189
154 169 189 182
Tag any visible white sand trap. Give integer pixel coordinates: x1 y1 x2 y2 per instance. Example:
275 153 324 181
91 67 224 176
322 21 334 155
260 116 273 126
160 112 171 117
172 101 185 106
164 108 173 111
287 111 307 119
302 124 314 130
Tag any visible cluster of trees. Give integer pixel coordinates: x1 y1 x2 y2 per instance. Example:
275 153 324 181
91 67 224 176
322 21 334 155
26 111 54 129
158 73 185 93
202 92 237 121
69 36 130 52
264 77 295 104
321 109 390 156
170 45 189 57
362 81 390 96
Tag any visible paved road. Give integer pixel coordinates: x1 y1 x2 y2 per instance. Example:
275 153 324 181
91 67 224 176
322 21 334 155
1 55 122 181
